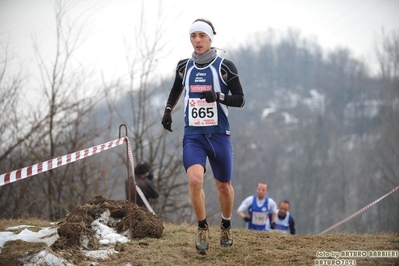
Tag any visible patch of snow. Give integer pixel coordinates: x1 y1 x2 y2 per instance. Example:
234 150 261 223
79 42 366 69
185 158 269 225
22 249 74 266
0 209 131 265
0 227 58 248
82 248 118 259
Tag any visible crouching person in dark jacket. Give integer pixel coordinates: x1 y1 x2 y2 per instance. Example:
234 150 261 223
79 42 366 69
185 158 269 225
125 162 159 207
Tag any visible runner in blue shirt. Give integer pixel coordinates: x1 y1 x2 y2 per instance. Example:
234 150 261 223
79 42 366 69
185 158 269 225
272 200 296 234
161 18 245 255
237 182 278 231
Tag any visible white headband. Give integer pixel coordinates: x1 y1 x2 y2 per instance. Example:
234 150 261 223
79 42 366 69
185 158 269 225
189 21 214 42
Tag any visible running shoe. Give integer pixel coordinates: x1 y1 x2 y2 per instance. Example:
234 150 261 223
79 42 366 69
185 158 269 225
195 227 210 255
220 226 233 247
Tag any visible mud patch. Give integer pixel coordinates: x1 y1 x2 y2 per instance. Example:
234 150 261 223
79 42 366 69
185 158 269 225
51 194 163 250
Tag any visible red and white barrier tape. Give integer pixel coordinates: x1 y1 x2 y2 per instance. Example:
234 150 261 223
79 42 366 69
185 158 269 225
318 185 399 234
0 136 156 215
125 138 155 214
0 137 127 187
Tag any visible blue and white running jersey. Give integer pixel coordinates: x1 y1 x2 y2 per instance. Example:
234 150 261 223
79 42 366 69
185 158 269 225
274 211 291 234
182 56 230 135
248 196 270 231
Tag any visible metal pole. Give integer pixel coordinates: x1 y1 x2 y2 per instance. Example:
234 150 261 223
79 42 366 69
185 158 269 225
119 124 133 240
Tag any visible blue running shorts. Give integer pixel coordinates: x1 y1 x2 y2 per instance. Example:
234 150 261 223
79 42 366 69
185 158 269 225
183 133 233 183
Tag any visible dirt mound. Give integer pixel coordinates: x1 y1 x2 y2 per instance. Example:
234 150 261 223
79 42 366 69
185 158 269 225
51 194 163 250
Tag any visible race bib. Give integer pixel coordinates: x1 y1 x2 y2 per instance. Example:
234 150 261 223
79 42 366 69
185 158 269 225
251 212 268 225
188 98 218 126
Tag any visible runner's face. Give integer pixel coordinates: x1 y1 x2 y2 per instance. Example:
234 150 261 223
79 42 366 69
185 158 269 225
190 31 211 55
278 202 289 216
256 184 268 199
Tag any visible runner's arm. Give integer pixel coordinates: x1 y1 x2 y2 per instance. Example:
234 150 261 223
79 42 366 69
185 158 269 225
289 215 296 235
165 59 188 109
220 59 245 108
236 196 252 217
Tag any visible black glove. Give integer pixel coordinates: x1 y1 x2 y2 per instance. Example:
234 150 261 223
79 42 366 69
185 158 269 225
243 216 251 222
270 222 276 230
200 91 218 103
161 108 173 132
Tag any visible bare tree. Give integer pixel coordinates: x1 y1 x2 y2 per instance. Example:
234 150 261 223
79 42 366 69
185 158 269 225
358 29 399 232
0 0 109 220
0 38 52 217
372 28 399 187
375 29 399 81
0 40 24 162
101 5 192 222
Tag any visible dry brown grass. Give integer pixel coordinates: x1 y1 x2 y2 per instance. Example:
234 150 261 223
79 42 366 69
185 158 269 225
0 217 54 232
0 220 398 266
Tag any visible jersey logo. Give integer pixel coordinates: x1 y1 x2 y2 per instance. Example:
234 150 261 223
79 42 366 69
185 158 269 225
190 85 212 92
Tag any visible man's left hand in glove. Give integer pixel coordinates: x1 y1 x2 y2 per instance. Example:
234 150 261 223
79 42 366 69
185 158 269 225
200 91 219 103
270 222 276 230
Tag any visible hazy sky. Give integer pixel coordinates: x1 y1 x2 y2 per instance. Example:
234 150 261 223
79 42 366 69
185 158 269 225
1 0 398 82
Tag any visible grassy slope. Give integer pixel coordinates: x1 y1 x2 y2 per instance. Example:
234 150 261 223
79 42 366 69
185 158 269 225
0 220 398 265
